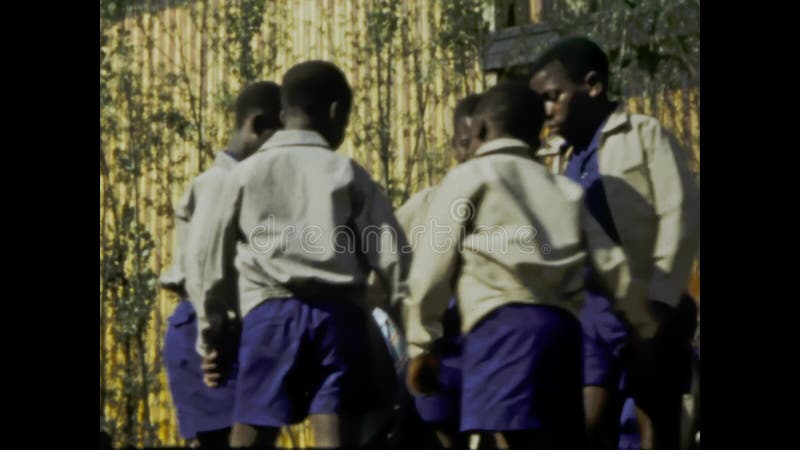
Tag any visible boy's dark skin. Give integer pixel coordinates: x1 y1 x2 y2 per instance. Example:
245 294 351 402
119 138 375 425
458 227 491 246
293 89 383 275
212 70 354 450
195 99 281 449
408 86 554 450
405 98 480 450
200 106 282 386
530 58 687 450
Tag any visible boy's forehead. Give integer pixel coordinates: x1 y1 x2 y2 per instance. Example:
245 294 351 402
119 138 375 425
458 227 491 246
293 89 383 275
455 116 473 128
453 116 475 136
531 60 571 88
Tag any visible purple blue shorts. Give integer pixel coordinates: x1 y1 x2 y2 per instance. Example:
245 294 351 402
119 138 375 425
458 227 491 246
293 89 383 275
233 297 370 427
163 300 236 438
460 303 584 439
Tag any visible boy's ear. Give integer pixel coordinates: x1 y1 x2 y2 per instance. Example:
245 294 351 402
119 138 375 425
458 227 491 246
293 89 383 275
329 101 338 121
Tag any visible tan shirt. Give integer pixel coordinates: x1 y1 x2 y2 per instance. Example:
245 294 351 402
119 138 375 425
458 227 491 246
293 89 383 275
198 130 410 355
402 137 645 358
536 110 700 309
159 151 238 303
364 187 437 310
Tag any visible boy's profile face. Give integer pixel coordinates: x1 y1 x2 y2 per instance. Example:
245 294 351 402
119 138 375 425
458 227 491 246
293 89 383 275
241 111 279 157
452 116 474 163
529 60 594 142
306 97 351 150
326 98 351 149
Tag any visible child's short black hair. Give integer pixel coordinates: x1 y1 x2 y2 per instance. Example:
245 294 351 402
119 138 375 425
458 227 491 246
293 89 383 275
530 36 609 87
235 81 282 131
453 93 483 128
473 82 545 146
281 60 352 118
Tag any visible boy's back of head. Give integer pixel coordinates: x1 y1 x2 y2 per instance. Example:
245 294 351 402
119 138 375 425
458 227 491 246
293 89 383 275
281 60 353 149
235 81 282 131
452 93 483 163
233 81 282 158
471 82 545 151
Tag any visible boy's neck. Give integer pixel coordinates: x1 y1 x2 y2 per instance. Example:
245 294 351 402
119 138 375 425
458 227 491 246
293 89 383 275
225 132 248 160
282 114 315 131
568 101 617 149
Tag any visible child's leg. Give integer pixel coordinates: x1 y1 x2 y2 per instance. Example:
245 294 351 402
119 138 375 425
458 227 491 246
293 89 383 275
580 290 632 450
628 296 697 450
491 430 551 449
433 426 468 449
584 386 625 450
309 413 355 448
305 300 372 447
229 423 279 448
165 300 237 444
634 394 681 450
413 354 463 448
232 299 313 442
195 427 231 448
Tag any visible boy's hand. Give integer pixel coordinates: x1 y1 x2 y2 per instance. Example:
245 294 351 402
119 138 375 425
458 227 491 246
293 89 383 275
201 350 222 388
406 354 441 396
623 300 679 376
201 313 241 388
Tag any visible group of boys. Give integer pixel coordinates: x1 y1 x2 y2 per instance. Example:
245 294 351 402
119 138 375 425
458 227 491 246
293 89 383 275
158 36 699 450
